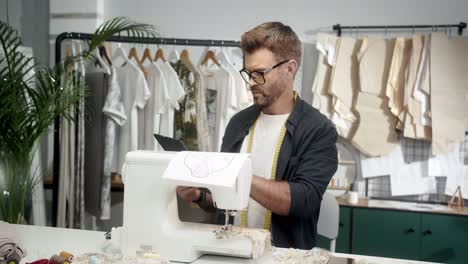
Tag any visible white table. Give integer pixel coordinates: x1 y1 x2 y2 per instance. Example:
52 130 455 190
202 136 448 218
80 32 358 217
12 225 438 264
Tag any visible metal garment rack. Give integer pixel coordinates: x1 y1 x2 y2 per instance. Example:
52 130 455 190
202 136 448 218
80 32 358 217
52 32 241 226
333 22 466 36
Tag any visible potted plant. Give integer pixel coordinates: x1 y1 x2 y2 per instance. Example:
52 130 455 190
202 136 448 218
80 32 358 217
0 17 158 224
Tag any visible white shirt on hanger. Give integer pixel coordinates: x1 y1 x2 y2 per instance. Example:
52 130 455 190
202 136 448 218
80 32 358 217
156 60 185 140
199 64 237 152
218 51 251 111
143 62 170 150
111 61 150 174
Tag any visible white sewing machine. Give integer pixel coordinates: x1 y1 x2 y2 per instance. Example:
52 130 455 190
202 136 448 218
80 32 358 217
113 151 254 263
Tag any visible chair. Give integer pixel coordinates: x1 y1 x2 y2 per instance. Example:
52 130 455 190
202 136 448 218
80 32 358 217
317 191 340 252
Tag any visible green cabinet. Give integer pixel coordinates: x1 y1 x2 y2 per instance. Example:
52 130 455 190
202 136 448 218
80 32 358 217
351 208 468 264
317 206 352 253
352 208 420 260
336 206 351 253
420 213 468 264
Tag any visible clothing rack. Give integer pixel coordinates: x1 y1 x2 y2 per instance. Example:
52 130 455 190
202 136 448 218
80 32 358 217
332 22 466 36
52 32 241 227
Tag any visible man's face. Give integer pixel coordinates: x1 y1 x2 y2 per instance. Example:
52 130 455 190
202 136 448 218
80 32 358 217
243 48 289 108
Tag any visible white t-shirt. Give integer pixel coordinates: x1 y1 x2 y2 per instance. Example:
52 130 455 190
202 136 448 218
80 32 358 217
156 61 185 140
236 112 290 229
112 62 150 173
143 62 169 150
199 64 237 152
223 62 252 111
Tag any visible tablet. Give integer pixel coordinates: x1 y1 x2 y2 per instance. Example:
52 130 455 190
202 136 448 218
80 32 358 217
154 134 188 151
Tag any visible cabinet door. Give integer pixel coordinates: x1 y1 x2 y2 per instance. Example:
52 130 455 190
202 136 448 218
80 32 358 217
352 208 420 260
421 213 468 264
336 206 351 253
317 207 352 253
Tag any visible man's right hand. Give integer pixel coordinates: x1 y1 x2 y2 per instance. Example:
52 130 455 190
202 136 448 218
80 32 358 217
176 186 200 203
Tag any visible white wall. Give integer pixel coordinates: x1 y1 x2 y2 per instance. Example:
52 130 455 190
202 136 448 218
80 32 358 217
103 0 468 41
0 0 22 33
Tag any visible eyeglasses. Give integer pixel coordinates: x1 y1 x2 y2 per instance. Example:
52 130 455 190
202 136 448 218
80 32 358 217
239 60 290 85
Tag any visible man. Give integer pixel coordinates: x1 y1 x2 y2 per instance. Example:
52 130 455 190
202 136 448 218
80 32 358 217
177 22 338 249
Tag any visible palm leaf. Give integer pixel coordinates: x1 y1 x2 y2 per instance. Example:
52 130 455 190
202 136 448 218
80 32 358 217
85 16 160 58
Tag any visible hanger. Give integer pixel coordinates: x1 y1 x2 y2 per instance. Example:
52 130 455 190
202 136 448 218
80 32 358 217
94 47 111 75
141 47 153 63
217 44 231 66
198 46 210 65
154 47 167 62
168 40 180 62
128 47 143 66
65 45 73 73
200 49 221 67
180 49 191 65
112 43 131 67
99 45 112 66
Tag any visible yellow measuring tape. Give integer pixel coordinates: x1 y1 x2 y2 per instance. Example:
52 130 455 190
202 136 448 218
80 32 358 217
240 93 296 230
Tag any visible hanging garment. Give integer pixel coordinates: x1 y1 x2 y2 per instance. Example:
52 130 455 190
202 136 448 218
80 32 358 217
386 37 412 130
172 59 210 151
431 33 468 154
57 42 77 227
403 35 431 141
351 38 398 157
57 94 75 228
328 37 360 124
57 40 87 228
83 64 110 219
73 40 87 229
172 60 199 150
311 33 335 119
101 68 126 220
112 61 150 174
293 44 304 95
413 34 431 127
199 64 237 152
313 33 355 139
218 51 251 111
357 37 395 96
155 61 185 142
142 62 169 150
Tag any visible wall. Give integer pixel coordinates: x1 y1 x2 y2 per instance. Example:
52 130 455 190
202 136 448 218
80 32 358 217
103 0 468 41
0 0 22 34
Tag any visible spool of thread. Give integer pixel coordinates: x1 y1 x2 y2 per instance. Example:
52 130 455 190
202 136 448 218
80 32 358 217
348 191 359 204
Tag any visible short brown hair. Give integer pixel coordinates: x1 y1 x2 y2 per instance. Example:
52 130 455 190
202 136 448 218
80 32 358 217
240 22 302 67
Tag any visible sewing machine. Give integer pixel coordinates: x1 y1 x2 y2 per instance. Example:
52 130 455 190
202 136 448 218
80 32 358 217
113 151 254 263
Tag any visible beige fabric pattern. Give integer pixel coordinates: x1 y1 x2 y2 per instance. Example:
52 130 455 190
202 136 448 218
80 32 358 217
386 37 412 130
351 37 398 156
430 33 468 154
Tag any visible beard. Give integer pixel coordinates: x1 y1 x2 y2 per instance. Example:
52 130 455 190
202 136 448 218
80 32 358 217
250 79 285 109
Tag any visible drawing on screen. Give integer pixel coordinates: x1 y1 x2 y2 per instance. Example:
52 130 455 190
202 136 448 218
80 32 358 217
183 152 236 178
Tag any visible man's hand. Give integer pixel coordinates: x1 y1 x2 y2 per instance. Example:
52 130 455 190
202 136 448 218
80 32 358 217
176 186 200 203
